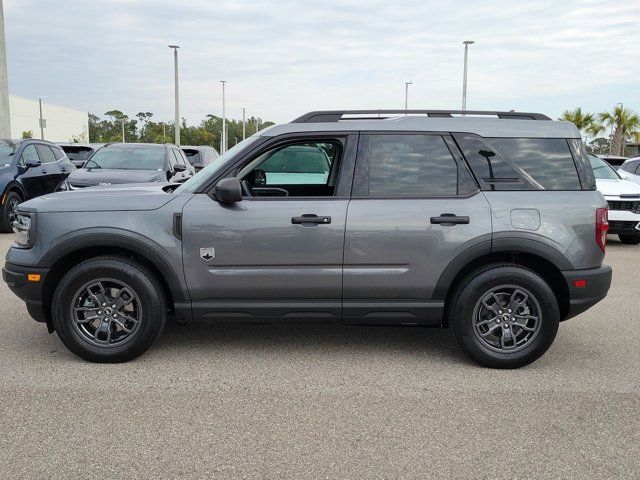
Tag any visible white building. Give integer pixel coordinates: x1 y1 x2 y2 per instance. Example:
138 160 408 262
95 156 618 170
9 95 88 142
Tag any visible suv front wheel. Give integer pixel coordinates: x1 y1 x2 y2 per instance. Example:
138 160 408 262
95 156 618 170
450 264 560 368
52 256 167 363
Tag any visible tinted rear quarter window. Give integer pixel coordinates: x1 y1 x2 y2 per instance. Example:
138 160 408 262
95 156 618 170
354 134 476 197
454 134 582 190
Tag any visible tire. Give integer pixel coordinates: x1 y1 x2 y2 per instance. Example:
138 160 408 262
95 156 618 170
450 264 559 369
0 190 22 233
619 234 640 245
52 256 167 363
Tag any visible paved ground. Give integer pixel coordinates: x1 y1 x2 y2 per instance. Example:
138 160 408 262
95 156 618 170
0 234 638 479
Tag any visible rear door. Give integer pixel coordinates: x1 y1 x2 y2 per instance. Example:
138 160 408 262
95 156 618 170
343 132 492 324
181 133 357 321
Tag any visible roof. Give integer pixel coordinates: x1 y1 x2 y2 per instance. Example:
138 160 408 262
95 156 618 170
103 142 167 148
260 111 581 139
181 145 216 150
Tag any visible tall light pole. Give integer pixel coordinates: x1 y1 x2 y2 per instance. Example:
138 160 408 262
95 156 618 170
38 97 45 139
461 40 475 111
121 118 125 142
220 80 227 153
0 0 10 138
168 45 180 145
404 81 412 113
242 107 246 140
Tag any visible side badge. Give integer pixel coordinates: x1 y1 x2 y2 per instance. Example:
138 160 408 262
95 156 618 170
200 247 215 261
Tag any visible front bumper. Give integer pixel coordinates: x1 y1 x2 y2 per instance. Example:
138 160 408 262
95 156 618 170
2 261 50 323
562 265 612 320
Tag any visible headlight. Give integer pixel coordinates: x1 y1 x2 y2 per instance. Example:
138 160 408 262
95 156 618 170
13 213 33 248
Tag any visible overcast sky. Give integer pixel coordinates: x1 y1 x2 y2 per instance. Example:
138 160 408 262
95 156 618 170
4 0 640 124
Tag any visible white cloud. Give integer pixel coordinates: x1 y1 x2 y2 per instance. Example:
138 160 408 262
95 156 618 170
4 0 640 123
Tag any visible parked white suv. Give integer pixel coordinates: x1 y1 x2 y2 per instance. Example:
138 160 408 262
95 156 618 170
618 157 640 186
590 155 640 244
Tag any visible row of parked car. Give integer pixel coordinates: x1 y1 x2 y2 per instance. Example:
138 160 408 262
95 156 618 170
0 139 219 231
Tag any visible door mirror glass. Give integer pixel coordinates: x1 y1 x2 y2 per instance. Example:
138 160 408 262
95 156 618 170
25 157 41 168
214 177 242 203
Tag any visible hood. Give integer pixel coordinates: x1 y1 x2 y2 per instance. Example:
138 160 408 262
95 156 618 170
596 178 640 197
68 168 166 187
18 183 180 213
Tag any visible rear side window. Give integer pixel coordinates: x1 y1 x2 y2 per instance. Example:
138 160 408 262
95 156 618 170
454 134 581 190
621 160 640 174
353 134 476 197
36 144 57 163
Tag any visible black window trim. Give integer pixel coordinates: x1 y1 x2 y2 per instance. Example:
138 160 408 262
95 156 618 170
351 131 481 200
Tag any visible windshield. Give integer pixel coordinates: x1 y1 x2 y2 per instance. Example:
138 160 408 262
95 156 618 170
86 146 165 170
0 144 14 165
589 155 620 180
176 136 262 193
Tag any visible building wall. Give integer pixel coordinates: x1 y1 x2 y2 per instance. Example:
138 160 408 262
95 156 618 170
9 95 88 142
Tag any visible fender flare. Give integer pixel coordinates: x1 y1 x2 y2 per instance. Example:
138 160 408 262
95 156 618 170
39 230 189 302
432 236 572 300
1 180 26 201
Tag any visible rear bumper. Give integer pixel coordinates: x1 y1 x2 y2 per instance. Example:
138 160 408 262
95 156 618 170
2 262 49 323
561 265 612 320
608 220 640 236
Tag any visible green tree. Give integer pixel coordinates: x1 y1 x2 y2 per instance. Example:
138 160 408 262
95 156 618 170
599 105 640 156
559 107 602 145
21 130 33 139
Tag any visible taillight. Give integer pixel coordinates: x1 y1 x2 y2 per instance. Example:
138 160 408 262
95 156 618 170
596 207 609 253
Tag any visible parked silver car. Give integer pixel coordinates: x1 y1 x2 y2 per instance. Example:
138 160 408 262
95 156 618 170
3 110 612 367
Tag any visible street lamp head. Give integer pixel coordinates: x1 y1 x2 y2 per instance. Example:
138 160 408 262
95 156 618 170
463 40 475 45
168 45 179 49
405 81 413 85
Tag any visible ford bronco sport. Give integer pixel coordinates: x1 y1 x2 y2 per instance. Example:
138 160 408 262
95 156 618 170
2 110 612 368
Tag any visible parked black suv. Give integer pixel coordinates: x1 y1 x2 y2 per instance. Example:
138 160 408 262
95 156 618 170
56 143 104 168
63 143 195 189
0 138 75 232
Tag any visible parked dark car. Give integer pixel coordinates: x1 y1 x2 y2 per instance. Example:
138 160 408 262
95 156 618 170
181 145 219 172
63 143 195 189
0 138 75 232
56 143 104 168
598 155 628 169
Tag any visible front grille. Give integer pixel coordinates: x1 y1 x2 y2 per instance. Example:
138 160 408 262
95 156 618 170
609 220 640 234
607 200 640 213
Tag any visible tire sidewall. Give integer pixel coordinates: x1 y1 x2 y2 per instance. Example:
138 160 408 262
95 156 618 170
452 266 560 368
52 258 166 362
0 190 21 233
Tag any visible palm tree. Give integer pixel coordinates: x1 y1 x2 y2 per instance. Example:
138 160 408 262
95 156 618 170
599 105 640 156
560 107 596 131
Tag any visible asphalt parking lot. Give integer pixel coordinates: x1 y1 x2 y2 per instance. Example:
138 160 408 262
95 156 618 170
0 234 638 479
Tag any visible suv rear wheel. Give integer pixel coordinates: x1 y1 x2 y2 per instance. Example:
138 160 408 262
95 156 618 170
618 234 640 245
52 256 167 363
0 190 22 233
450 264 559 368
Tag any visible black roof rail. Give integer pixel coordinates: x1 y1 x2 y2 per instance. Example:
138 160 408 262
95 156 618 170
291 110 551 123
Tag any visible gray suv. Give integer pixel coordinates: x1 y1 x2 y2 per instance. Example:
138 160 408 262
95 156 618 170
2 110 612 368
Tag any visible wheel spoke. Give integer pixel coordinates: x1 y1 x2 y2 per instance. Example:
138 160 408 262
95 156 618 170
73 307 101 324
482 293 503 315
500 325 516 349
507 289 529 312
479 321 500 337
112 287 134 310
513 315 537 331
113 317 134 333
87 282 108 307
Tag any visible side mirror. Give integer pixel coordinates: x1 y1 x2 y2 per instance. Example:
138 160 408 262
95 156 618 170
173 164 187 173
214 177 242 204
25 158 41 168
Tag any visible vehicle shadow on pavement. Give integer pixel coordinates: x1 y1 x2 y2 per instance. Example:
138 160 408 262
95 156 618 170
155 320 467 363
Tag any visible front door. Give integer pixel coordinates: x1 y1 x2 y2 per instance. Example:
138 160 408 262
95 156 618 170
181 134 357 322
343 133 492 324
17 145 46 199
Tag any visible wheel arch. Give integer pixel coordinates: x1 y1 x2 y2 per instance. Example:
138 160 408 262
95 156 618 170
40 234 189 327
435 244 571 326
1 180 26 201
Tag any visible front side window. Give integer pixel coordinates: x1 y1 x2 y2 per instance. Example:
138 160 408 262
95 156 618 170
238 141 341 197
353 134 472 197
86 146 165 170
20 145 39 165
